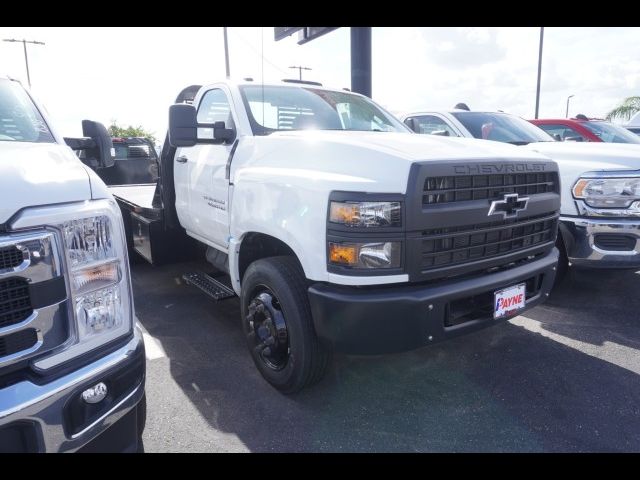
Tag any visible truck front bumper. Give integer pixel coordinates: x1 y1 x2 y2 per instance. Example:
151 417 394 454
308 249 558 355
0 326 145 453
560 216 640 269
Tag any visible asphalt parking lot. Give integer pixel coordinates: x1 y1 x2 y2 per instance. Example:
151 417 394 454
132 261 640 452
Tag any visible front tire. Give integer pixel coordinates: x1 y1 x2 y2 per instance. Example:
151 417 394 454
241 256 330 393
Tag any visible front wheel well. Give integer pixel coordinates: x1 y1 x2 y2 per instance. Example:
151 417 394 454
238 232 301 282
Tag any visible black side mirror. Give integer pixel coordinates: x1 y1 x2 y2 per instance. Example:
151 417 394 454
169 104 198 147
213 121 236 144
404 117 419 132
552 134 562 141
64 120 114 169
82 120 115 168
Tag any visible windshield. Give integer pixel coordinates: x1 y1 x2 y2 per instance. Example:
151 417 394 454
452 112 554 145
0 79 55 143
239 85 409 135
582 121 640 144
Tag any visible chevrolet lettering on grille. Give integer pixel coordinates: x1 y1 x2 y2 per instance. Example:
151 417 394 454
488 193 529 219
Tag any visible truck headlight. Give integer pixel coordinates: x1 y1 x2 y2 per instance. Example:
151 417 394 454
63 215 126 341
329 241 401 269
573 177 640 208
329 201 401 227
32 199 133 370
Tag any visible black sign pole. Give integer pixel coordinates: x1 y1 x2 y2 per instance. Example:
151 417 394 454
350 27 372 98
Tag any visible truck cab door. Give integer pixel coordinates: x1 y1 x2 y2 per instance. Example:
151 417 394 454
174 88 236 251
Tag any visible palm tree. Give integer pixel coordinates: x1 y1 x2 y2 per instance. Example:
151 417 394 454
606 96 640 121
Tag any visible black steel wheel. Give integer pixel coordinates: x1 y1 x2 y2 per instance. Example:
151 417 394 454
240 256 330 393
246 289 290 371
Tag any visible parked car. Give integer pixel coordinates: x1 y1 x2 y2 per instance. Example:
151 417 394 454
624 112 640 136
530 115 640 144
401 109 640 280
0 75 145 452
109 81 560 393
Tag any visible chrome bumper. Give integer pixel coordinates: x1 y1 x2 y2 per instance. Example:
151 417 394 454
0 326 145 452
560 216 640 268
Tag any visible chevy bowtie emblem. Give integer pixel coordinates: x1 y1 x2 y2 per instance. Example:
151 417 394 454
488 193 529 219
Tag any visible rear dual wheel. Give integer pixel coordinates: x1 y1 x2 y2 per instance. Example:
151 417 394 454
241 256 330 394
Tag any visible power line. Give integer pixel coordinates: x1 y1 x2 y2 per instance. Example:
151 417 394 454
3 38 45 89
231 28 289 76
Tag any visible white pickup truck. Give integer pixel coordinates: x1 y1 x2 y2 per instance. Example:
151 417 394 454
401 110 640 278
0 76 145 452
110 80 560 393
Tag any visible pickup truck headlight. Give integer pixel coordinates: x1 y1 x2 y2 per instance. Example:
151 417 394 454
63 216 126 341
32 199 133 370
573 177 640 208
329 201 401 227
329 241 401 269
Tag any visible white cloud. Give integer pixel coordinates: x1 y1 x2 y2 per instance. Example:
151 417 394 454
1 26 639 141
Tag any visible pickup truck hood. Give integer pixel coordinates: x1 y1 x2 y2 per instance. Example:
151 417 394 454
269 130 542 162
234 130 551 200
0 142 92 224
522 141 640 172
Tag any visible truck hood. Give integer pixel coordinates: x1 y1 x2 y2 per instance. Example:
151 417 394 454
234 130 552 199
0 142 92 224
522 141 640 172
269 130 544 163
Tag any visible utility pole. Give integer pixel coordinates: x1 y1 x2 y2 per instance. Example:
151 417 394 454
534 27 544 119
223 27 230 78
566 94 575 118
2 38 45 89
289 65 311 80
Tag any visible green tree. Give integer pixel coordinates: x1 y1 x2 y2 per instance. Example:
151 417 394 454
606 96 640 122
108 120 156 144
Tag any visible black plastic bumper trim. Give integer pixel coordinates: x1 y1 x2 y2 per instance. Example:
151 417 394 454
308 248 558 355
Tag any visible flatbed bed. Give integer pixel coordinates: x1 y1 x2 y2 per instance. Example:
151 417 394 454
109 182 198 264
109 183 160 218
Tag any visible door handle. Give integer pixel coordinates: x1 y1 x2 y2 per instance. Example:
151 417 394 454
176 155 188 163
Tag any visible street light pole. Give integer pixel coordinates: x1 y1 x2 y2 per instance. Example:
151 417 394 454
566 94 575 118
2 38 45 89
534 27 544 119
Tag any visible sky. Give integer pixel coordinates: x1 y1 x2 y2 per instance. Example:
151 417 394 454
1 27 639 140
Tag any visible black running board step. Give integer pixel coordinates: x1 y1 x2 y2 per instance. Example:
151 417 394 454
182 271 236 301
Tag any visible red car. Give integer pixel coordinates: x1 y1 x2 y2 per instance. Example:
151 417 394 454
530 115 640 144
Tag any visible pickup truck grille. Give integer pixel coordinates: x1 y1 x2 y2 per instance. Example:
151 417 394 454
423 172 558 205
0 232 67 379
0 278 33 328
0 329 38 357
406 160 560 282
421 213 558 269
0 246 25 271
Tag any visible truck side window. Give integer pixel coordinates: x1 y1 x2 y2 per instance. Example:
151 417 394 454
411 115 458 137
198 89 235 129
538 124 586 142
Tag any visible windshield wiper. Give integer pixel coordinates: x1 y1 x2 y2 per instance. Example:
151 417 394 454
507 141 531 146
